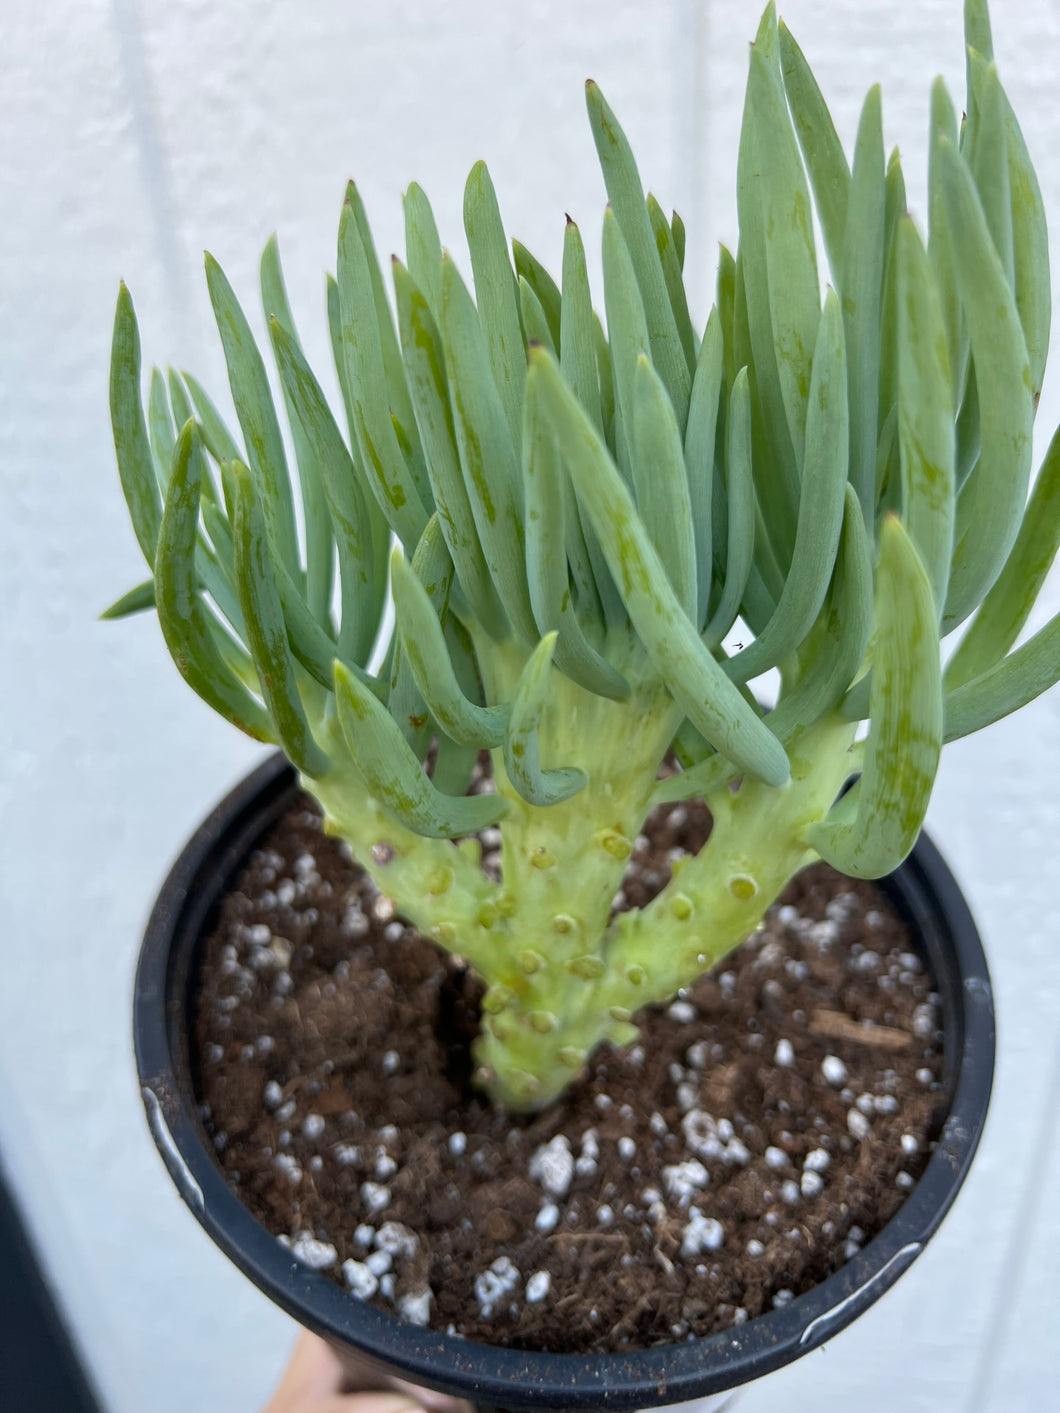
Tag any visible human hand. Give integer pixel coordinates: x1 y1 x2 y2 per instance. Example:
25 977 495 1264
261 1333 472 1413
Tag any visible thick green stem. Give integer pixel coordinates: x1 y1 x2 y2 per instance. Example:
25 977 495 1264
310 661 857 1112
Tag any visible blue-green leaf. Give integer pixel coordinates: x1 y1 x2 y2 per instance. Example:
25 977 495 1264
840 86 886 525
726 289 848 684
705 367 755 645
632 354 696 619
896 218 956 619
403 181 443 326
945 421 1060 690
100 578 156 621
337 199 430 549
513 239 563 352
110 284 162 566
393 257 507 639
808 515 941 878
392 541 508 747
585 81 690 428
334 661 508 838
155 425 273 742
684 309 723 627
503 633 588 806
267 317 382 666
777 20 850 279
441 255 538 642
938 139 1034 630
205 254 300 576
261 234 335 627
522 378 630 700
231 461 329 776
464 161 526 445
529 347 789 786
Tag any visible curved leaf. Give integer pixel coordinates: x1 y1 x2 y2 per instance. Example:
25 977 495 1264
204 255 300 575
683 309 722 627
334 661 508 838
268 317 382 666
522 380 630 701
725 289 848 684
945 421 1060 690
260 234 335 627
938 139 1034 630
632 354 696 618
464 161 526 444
705 367 755 645
441 255 537 642
403 181 443 326
231 462 329 775
392 543 509 747
585 81 690 427
529 347 789 786
896 217 956 618
337 199 430 549
503 633 588 806
155 426 273 743
513 239 563 351
945 608 1060 741
110 284 162 566
841 86 885 524
777 20 850 278
392 258 507 639
808 515 941 878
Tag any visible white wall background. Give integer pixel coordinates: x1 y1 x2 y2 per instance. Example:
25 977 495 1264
1 1 1058 1410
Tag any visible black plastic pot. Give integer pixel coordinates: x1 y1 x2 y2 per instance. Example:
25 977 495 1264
134 752 995 1412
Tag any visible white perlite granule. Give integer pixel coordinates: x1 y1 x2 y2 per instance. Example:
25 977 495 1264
449 1131 467 1156
576 1129 600 1176
534 1201 560 1234
847 1108 871 1140
274 1154 302 1185
475 1256 520 1317
804 1147 831 1173
302 1113 325 1139
376 1222 418 1257
774 1038 795 1067
398 1290 432 1325
681 1210 724 1256
366 1250 392 1277
801 1171 825 1198
765 1146 789 1170
821 1055 848 1086
618 1135 637 1161
289 1233 337 1270
343 1260 378 1298
529 1135 574 1198
525 1271 551 1304
668 1000 697 1023
360 1182 391 1213
662 1159 709 1205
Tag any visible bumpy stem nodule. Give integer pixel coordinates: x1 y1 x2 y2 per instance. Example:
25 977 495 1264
310 639 858 1112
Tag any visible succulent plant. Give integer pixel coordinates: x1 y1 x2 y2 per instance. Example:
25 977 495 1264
109 0 1060 1110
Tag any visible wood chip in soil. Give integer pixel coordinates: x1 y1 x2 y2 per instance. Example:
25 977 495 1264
194 794 946 1354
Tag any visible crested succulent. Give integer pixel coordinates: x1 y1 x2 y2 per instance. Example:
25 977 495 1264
109 0 1060 1111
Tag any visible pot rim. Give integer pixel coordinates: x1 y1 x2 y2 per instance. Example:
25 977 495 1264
134 751 995 1410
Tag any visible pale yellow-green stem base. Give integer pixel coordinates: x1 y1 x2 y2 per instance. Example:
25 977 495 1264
305 644 858 1111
